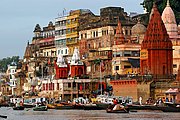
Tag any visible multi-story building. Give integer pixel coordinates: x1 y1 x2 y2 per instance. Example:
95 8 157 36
23 22 56 92
7 62 17 95
66 9 95 55
112 20 141 75
79 7 136 78
55 16 68 56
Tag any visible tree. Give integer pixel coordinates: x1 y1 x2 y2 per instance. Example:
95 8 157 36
141 0 180 24
0 56 20 72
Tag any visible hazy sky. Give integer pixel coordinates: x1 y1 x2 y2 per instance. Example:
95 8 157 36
0 0 144 59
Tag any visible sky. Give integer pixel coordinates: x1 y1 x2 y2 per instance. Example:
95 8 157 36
0 0 144 59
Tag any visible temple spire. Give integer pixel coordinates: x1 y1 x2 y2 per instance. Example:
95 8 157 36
71 47 83 65
114 19 125 45
140 2 173 76
56 54 67 67
167 0 170 7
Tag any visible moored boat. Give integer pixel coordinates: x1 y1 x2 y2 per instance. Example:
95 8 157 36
161 106 180 112
33 105 47 111
83 103 102 110
13 106 24 110
106 104 129 113
55 104 74 110
23 103 36 108
47 104 56 109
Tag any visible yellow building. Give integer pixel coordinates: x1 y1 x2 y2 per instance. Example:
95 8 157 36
66 9 91 55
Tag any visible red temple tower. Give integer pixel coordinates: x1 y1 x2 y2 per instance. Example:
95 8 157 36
140 4 173 77
55 55 68 79
70 47 85 78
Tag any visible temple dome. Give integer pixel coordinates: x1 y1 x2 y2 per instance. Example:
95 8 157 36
162 0 178 38
71 47 83 65
56 54 67 67
131 19 146 35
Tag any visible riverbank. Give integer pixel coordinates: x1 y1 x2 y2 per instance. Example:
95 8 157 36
0 107 180 120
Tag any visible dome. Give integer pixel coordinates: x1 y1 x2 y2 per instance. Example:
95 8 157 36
131 19 146 35
162 0 178 37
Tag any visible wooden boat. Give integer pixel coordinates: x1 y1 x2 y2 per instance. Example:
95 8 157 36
13 106 24 110
33 106 47 111
96 103 110 109
106 104 129 113
47 104 56 109
83 103 103 110
23 103 36 108
161 106 180 112
0 115 7 119
55 104 74 110
72 104 84 109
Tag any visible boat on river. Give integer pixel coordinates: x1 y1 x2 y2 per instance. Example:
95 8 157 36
55 104 74 110
161 106 180 112
47 104 56 109
83 103 103 110
106 104 129 113
33 105 47 111
96 95 133 109
13 106 24 110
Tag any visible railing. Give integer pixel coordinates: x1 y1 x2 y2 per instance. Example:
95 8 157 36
66 39 78 45
39 41 55 47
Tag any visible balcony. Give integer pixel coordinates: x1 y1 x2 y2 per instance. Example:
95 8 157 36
87 50 112 61
66 39 78 45
39 41 55 48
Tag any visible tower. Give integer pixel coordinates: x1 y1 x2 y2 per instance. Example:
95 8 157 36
162 0 178 38
55 54 68 79
114 19 125 45
140 3 173 77
70 47 85 77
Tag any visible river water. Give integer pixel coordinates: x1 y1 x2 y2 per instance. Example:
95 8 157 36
0 107 179 120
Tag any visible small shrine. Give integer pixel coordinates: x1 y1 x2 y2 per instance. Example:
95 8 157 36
70 47 85 78
55 54 68 79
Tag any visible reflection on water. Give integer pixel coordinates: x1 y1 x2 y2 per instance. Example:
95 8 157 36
0 107 180 120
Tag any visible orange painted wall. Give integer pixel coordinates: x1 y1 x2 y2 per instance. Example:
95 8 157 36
110 79 138 102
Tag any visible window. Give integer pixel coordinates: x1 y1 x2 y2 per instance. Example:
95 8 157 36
68 83 71 88
96 31 98 37
58 50 60 54
124 51 131 57
93 31 96 37
114 29 116 35
65 49 67 54
85 33 87 38
115 66 119 70
99 42 101 47
67 28 71 33
124 65 131 68
173 64 177 68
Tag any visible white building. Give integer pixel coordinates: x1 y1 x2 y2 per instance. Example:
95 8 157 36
55 16 69 56
7 62 17 95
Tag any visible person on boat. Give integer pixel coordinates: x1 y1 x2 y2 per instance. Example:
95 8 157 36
19 101 23 106
113 98 118 105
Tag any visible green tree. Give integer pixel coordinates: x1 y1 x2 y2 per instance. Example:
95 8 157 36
141 0 180 24
0 56 20 72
